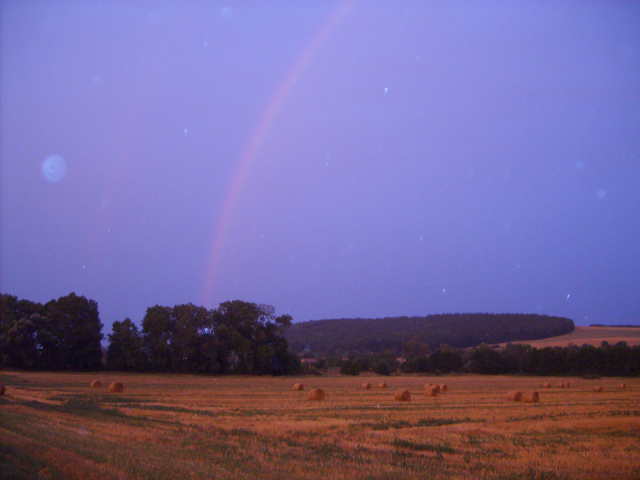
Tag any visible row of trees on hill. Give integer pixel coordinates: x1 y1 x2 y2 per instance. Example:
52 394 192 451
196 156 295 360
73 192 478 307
334 342 640 377
0 293 300 375
286 313 575 354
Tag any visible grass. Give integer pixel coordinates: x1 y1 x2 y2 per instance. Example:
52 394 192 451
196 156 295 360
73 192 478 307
1 371 639 479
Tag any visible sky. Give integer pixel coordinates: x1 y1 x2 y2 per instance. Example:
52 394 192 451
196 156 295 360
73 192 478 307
1 0 639 334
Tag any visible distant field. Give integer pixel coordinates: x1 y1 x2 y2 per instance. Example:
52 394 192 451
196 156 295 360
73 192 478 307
501 326 640 348
1 371 639 479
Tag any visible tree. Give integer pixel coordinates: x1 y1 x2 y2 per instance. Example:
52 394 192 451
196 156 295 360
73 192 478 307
42 293 103 370
171 304 213 372
340 360 361 375
213 300 295 374
107 318 145 371
429 349 463 373
142 305 174 371
0 294 42 368
372 359 394 375
464 344 505 374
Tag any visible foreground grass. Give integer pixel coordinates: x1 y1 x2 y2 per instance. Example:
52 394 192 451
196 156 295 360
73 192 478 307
1 371 639 479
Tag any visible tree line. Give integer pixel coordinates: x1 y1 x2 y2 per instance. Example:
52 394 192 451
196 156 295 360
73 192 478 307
3 292 637 377
0 293 300 375
286 313 575 354
333 342 640 377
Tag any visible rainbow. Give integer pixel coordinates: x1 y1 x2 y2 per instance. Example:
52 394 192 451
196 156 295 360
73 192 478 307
201 1 354 306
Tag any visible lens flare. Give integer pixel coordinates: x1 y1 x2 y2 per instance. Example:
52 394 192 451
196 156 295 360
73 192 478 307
41 154 67 183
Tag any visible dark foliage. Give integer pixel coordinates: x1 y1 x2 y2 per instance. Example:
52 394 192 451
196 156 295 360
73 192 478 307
1 293 103 370
1 294 299 375
397 342 640 376
339 360 361 375
286 313 575 355
107 318 145 371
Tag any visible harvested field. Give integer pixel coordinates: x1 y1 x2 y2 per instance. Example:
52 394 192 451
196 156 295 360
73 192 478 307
500 326 640 348
1 370 639 479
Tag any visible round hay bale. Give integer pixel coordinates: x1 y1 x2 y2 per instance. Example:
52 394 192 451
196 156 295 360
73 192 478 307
291 383 304 391
90 380 102 388
593 386 603 392
425 385 439 397
394 390 411 402
361 382 372 390
108 382 124 393
619 383 626 389
426 384 441 394
307 388 325 401
523 391 540 403
378 382 388 389
0 384 5 396
507 391 523 402
439 384 448 392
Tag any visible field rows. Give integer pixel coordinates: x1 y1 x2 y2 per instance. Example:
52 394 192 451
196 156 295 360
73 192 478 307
1 371 639 479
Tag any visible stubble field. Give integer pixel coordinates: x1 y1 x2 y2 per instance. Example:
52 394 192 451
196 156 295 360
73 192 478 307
499 326 640 348
1 371 639 480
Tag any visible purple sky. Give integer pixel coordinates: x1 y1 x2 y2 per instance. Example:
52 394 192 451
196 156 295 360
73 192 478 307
1 1 639 333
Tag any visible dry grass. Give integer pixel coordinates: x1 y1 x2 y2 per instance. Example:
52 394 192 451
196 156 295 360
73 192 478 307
500 326 640 348
1 370 639 480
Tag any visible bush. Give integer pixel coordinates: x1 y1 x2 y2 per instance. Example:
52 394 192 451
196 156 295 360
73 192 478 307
340 361 361 376
372 360 393 376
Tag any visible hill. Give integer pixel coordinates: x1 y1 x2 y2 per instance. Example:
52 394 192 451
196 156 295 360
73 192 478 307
285 313 574 354
498 325 640 348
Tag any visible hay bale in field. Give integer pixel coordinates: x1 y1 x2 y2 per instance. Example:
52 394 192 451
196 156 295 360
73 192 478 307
90 380 102 388
619 383 626 389
291 383 304 391
307 388 325 401
522 391 540 403
425 384 440 394
425 385 439 397
440 384 448 392
0 384 5 395
507 391 523 402
378 382 388 389
593 386 603 392
394 390 411 402
361 382 372 390
108 382 124 393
